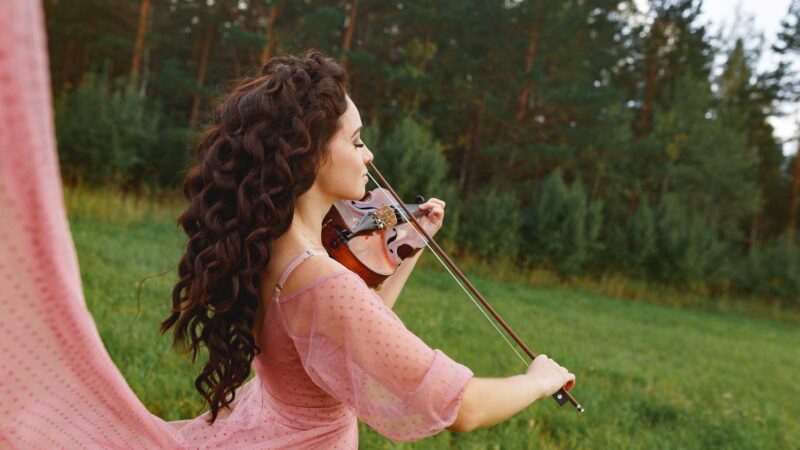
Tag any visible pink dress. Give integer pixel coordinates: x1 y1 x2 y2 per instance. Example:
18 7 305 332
0 1 473 448
166 250 474 448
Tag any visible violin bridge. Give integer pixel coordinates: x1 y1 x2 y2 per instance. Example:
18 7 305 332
376 205 398 228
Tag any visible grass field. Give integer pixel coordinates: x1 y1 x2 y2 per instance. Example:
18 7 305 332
66 188 800 449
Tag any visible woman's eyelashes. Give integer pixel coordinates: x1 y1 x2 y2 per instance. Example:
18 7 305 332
355 142 365 148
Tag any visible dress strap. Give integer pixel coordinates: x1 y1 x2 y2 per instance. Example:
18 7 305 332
273 249 328 297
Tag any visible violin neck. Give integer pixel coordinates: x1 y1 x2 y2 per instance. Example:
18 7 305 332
394 204 424 224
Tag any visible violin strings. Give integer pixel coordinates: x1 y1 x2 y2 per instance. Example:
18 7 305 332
365 174 529 368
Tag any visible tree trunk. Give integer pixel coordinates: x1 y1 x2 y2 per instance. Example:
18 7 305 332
260 3 280 64
234 53 242 79
787 151 800 244
77 16 96 83
459 95 486 195
636 27 661 139
507 1 542 173
130 0 152 87
189 24 213 130
411 24 434 110
637 55 656 138
138 40 151 98
340 0 359 70
62 40 76 89
749 210 760 251
138 1 156 98
80 46 89 83
627 192 639 214
590 166 602 202
419 24 434 74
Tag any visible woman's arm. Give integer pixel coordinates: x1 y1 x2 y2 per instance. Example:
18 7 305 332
374 197 444 309
374 248 424 309
447 354 576 432
447 375 540 432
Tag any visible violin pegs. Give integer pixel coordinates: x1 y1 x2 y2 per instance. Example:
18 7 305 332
415 195 425 204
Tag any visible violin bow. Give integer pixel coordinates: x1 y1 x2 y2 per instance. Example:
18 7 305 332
366 161 584 413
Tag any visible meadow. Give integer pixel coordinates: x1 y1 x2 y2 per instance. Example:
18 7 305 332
66 187 800 449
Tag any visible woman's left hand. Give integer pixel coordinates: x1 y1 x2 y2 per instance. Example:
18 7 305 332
417 198 446 238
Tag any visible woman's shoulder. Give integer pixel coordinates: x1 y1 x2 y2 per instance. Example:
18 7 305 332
278 252 355 301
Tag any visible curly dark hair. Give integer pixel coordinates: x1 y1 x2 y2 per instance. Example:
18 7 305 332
160 51 348 425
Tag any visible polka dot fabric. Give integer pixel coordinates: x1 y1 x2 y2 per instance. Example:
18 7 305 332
274 259 473 443
0 2 473 448
0 1 181 448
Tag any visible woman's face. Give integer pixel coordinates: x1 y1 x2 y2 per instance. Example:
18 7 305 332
315 95 373 201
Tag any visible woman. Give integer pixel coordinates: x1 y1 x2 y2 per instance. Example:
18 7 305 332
159 51 576 447
0 3 574 443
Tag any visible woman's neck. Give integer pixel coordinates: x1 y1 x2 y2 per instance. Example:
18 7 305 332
290 186 336 251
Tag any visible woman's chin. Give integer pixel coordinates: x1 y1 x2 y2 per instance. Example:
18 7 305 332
336 186 367 202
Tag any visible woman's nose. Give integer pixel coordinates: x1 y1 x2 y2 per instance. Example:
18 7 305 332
363 146 374 164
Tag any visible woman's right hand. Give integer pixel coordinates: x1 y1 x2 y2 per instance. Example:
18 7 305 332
525 354 576 399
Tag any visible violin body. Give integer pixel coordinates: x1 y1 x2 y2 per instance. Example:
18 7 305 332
322 188 428 290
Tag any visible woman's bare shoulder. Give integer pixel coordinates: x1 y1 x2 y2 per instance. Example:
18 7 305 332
279 252 352 298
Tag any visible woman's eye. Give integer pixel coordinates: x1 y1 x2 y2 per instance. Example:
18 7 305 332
355 142 365 148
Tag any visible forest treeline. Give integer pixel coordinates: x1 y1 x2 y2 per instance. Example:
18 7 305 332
45 0 800 303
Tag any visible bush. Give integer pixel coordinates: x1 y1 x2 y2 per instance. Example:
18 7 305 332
371 117 451 201
625 199 658 276
520 170 604 275
459 188 521 259
651 195 730 284
732 238 800 304
55 69 162 186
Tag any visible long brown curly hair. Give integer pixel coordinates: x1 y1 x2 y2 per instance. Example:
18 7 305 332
161 51 348 425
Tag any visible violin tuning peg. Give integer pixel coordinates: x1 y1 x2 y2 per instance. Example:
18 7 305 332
415 195 425 204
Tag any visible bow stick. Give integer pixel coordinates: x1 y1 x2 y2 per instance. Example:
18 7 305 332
366 161 584 413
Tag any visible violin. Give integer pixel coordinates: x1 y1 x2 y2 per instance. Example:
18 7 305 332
321 187 430 291
322 161 584 414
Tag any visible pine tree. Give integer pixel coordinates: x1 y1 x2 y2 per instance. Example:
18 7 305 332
773 0 800 243
520 170 603 275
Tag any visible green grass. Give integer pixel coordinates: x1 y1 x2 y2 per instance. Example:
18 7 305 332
67 188 800 449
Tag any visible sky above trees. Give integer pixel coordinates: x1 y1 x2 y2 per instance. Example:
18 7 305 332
671 0 798 153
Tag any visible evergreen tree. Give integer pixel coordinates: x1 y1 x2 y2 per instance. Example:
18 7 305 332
718 39 788 243
55 69 161 186
773 0 800 242
652 194 730 284
459 189 521 259
651 73 759 243
626 198 658 276
520 170 603 275
42 0 800 299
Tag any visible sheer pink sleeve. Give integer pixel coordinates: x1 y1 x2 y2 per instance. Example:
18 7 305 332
278 270 473 442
